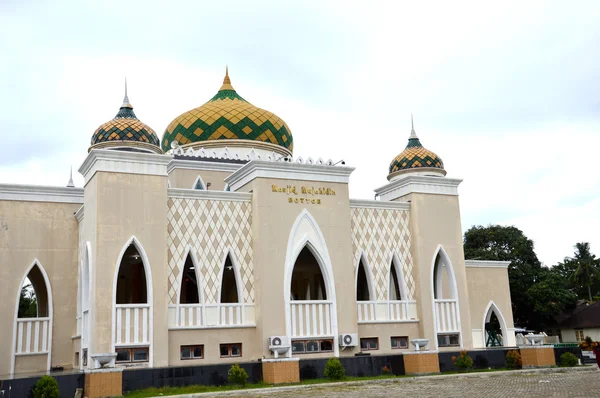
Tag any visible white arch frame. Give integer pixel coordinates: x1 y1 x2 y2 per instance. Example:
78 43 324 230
192 175 207 190
284 209 339 356
429 245 462 349
355 251 376 301
216 248 246 323
482 300 508 347
111 236 154 365
82 242 93 368
10 259 54 376
177 246 206 305
389 251 409 301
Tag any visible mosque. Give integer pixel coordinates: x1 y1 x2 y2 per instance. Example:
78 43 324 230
0 69 516 380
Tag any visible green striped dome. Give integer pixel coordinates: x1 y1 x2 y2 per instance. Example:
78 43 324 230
161 69 293 154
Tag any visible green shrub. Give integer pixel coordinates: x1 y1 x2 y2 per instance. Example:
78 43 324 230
33 375 59 398
324 357 346 380
560 352 579 367
451 350 473 371
505 350 522 369
228 363 248 386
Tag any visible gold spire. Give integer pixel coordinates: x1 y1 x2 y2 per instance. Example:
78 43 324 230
219 66 235 91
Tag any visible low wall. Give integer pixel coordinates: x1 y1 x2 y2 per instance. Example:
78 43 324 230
122 362 262 393
0 372 84 398
439 349 512 372
299 354 405 379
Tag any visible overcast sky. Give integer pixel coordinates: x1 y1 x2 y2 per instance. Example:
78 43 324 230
1 0 599 266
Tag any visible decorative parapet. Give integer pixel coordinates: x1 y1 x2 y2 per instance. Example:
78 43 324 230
0 184 83 204
375 175 462 202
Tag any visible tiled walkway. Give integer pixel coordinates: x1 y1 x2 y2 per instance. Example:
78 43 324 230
200 367 600 398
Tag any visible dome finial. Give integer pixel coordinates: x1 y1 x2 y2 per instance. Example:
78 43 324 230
219 66 235 91
67 165 75 188
121 77 133 109
409 113 418 139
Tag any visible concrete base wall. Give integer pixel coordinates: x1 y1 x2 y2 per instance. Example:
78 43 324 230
262 360 300 384
403 352 440 375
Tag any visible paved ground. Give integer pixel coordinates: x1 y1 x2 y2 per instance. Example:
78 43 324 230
198 367 600 398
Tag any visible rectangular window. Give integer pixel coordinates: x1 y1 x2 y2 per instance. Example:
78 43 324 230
391 336 409 349
115 347 149 363
360 337 378 351
180 345 204 360
290 339 333 354
575 329 584 342
437 334 460 347
220 343 242 358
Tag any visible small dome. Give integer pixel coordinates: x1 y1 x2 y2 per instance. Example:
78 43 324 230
388 118 445 180
90 86 161 153
161 68 293 155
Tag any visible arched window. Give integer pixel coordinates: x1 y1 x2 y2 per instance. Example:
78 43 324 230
356 258 371 301
193 176 206 190
389 265 402 300
433 252 456 300
116 244 147 304
18 265 49 318
484 302 506 347
180 254 200 304
220 255 239 303
290 246 326 300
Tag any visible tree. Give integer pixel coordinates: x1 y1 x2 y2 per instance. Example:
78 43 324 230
570 242 599 302
525 267 577 328
18 283 37 318
464 225 542 328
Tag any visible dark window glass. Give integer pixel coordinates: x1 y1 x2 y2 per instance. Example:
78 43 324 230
181 346 191 359
133 349 148 361
231 344 241 357
292 341 305 353
193 346 203 358
306 341 319 352
116 349 130 362
320 340 333 352
391 336 408 349
360 338 378 350
220 345 229 357
449 335 460 345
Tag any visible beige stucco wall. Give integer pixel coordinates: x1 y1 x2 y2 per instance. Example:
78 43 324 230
0 200 80 378
358 323 420 354
402 192 473 350
168 328 260 365
243 177 357 358
466 266 515 347
87 171 169 367
14 354 50 376
168 168 233 190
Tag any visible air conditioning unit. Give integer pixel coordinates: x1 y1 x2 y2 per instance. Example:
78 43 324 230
339 333 358 348
268 336 291 358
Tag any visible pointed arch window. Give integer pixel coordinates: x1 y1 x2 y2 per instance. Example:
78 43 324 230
290 246 327 300
18 265 49 318
180 254 200 304
116 244 147 304
193 176 206 190
433 252 457 300
389 263 403 301
356 258 371 301
220 255 239 303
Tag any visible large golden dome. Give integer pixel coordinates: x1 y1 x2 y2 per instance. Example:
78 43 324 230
161 69 293 154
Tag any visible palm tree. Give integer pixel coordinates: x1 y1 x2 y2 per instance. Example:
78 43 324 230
571 242 599 302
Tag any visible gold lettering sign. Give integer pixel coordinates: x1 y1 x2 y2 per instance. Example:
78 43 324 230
271 184 335 205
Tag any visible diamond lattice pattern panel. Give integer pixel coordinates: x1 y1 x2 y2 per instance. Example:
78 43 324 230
167 198 254 305
350 207 415 301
